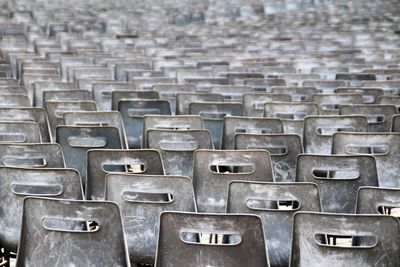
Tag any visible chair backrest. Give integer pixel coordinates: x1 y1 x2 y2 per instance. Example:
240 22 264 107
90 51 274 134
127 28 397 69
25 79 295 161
43 89 91 103
270 86 317 102
155 212 269 267
106 174 196 266
264 102 319 139
0 95 30 108
392 114 400 132
0 143 64 168
356 186 400 217
189 102 243 149
303 115 368 154
111 90 159 110
64 111 128 148
222 116 283 150
57 125 122 189
244 78 286 92
336 73 376 86
33 81 75 107
146 129 212 177
92 81 136 110
339 104 397 132
227 182 320 267
311 94 363 115
332 132 400 187
235 133 302 182
16 197 130 267
0 121 41 143
0 167 83 252
208 85 253 102
0 108 51 142
296 154 378 213
362 80 400 95
290 212 400 267
152 83 196 114
142 115 204 147
118 99 171 148
379 96 400 112
302 80 345 94
45 100 97 139
87 148 164 200
242 92 291 117
193 149 274 212
335 87 383 104
176 93 224 115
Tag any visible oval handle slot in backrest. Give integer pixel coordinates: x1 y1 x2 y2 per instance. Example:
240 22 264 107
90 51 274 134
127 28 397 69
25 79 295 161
377 205 400 217
312 169 360 180
3 156 47 167
68 137 107 148
199 112 227 119
321 103 340 110
209 164 254 174
246 145 288 156
102 163 146 173
180 231 241 246
42 218 99 233
123 191 174 203
275 112 307 120
12 183 63 196
75 122 110 126
316 127 355 136
345 144 389 155
128 108 161 117
0 133 26 143
314 233 377 248
235 128 275 134
159 141 198 151
364 114 385 124
246 198 300 211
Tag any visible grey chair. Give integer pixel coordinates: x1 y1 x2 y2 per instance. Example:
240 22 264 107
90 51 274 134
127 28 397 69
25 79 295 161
290 212 400 267
222 116 283 150
296 154 378 213
193 149 274 212
242 92 291 117
0 167 83 253
227 182 320 267
16 197 130 267
235 133 302 182
311 94 363 115
106 174 196 266
176 92 224 115
56 125 122 189
146 129 213 178
155 212 269 267
0 121 41 143
357 186 400 216
86 149 164 200
332 132 400 187
303 115 368 154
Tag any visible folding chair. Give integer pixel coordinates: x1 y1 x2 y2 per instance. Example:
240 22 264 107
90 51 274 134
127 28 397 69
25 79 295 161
296 154 378 213
106 174 196 266
264 102 319 139
332 132 400 187
45 100 97 140
86 148 164 200
155 212 268 267
63 111 128 148
311 94 363 115
21 73 61 105
143 115 203 147
336 73 376 86
16 197 130 267
290 212 400 267
244 78 286 92
222 116 283 150
189 102 243 149
193 149 273 212
33 81 75 107
92 81 136 111
303 116 368 154
235 133 303 182
119 100 171 148
0 143 64 168
176 93 224 115
270 86 317 102
57 125 122 189
147 129 212 177
0 121 41 143
335 87 383 104
242 92 291 117
0 167 82 253
227 182 320 267
357 186 400 216
152 84 196 114
111 91 159 111
0 108 51 142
